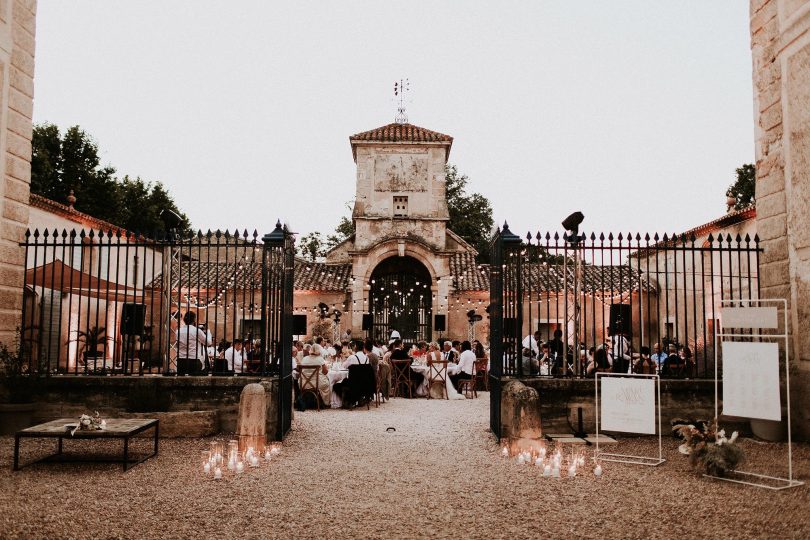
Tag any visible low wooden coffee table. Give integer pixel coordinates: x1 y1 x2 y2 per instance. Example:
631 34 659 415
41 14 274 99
14 418 159 471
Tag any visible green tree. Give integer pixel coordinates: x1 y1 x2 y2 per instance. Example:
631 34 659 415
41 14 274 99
298 232 326 261
31 123 191 235
726 163 756 210
445 164 494 261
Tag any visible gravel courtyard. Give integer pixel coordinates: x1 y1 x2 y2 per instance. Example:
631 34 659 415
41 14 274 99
1 395 809 540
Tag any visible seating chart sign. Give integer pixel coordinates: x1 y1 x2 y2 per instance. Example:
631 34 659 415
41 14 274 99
722 306 778 329
600 377 656 434
722 341 781 421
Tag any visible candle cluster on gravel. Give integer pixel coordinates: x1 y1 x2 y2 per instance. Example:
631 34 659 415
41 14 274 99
2 395 809 539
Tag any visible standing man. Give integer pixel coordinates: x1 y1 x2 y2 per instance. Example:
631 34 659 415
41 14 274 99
341 328 353 342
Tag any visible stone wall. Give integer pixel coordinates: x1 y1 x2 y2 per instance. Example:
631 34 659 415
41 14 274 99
28 376 281 436
750 0 810 439
0 0 35 343
517 378 736 435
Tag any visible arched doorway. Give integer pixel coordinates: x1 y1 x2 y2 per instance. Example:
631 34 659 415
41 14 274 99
369 256 432 343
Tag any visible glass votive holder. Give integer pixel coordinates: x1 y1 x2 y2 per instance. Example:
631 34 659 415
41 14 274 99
201 450 212 474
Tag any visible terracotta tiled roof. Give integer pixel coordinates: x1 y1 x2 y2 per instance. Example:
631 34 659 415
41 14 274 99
29 193 126 233
450 253 652 294
294 259 352 291
349 122 453 160
150 259 352 293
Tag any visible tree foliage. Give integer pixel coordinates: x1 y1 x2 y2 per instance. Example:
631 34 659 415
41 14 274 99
298 232 326 261
31 123 192 235
444 164 494 261
726 163 756 211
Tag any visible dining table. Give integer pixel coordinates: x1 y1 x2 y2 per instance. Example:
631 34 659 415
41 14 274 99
326 365 350 408
411 361 464 399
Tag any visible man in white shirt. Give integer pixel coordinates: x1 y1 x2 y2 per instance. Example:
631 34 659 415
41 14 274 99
175 312 212 375
450 340 476 391
522 331 541 356
342 340 368 368
224 340 246 373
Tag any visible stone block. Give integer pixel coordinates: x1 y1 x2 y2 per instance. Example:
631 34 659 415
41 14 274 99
760 259 791 288
759 100 783 131
2 198 29 224
5 131 31 161
756 168 785 199
9 65 33 99
6 107 32 139
756 191 787 219
10 49 33 78
500 379 542 440
5 153 30 182
12 0 35 35
757 214 787 241
127 410 218 438
236 382 268 450
0 264 23 287
760 236 789 265
7 87 32 119
11 17 34 55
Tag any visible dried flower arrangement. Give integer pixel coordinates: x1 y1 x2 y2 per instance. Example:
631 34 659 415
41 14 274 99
70 411 105 436
676 419 745 477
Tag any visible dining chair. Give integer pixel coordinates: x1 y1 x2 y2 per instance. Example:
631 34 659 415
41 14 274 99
474 358 489 391
391 359 414 398
427 360 449 400
298 365 322 411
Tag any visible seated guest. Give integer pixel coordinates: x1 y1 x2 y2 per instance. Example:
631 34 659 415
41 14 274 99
538 343 552 373
390 338 424 391
342 340 368 368
473 340 487 361
451 340 461 358
365 338 389 399
586 347 611 376
299 344 331 406
412 341 428 363
633 346 656 374
451 340 476 390
650 342 667 369
441 341 457 363
681 346 695 378
661 343 683 377
426 342 442 364
221 339 246 373
521 347 540 375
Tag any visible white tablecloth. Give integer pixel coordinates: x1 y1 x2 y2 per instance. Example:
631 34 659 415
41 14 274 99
412 363 465 400
327 369 349 408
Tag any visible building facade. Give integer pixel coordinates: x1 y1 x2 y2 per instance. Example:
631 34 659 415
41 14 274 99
0 0 36 344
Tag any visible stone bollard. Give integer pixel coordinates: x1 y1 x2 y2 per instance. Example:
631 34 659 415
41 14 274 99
236 383 268 451
500 379 543 439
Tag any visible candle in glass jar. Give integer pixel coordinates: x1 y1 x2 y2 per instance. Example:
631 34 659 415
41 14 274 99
543 464 551 477
250 456 259 467
214 467 222 480
203 462 211 474
594 464 603 477
264 449 272 461
236 461 244 474
501 446 509 458
568 465 577 477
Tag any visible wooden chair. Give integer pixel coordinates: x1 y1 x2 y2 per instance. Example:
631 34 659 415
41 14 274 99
298 365 322 411
458 376 477 398
474 358 489 391
427 360 449 400
391 359 414 398
374 364 388 407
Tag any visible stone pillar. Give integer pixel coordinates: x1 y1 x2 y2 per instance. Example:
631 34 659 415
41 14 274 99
500 379 543 440
0 1 36 343
236 383 268 451
750 1 810 439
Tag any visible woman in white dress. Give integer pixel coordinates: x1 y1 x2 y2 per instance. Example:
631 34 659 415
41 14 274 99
299 344 331 406
426 341 465 400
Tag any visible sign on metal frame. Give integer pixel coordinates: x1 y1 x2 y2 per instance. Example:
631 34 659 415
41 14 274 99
713 299 803 490
595 372 665 467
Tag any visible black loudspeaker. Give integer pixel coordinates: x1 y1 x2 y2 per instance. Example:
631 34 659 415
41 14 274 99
434 314 446 332
609 304 632 337
362 313 373 331
120 303 146 335
293 314 307 336
503 317 517 338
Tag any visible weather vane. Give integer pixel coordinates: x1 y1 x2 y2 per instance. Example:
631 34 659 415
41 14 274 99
394 78 410 124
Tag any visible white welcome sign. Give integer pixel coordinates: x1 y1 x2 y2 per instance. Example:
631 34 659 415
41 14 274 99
600 376 656 434
722 341 781 421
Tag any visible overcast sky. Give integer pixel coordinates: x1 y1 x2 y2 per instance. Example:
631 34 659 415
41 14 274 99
34 1 754 241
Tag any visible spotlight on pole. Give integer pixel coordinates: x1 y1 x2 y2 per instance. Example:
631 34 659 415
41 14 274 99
561 211 584 244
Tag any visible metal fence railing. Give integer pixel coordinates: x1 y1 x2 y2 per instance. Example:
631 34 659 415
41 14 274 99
488 222 760 381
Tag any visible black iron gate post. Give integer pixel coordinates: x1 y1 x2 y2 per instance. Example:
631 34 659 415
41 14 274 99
262 221 295 440
489 222 522 440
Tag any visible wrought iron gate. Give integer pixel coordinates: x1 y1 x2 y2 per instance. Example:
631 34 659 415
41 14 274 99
368 256 432 343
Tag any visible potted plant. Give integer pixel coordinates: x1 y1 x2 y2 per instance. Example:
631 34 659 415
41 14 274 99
75 326 107 372
0 335 38 435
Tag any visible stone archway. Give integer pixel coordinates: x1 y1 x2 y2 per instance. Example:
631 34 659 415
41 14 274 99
368 256 432 343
